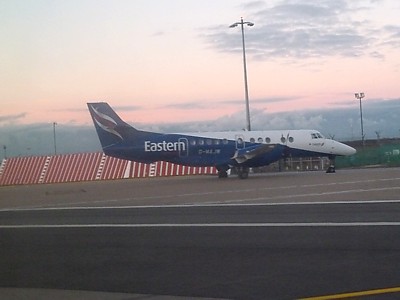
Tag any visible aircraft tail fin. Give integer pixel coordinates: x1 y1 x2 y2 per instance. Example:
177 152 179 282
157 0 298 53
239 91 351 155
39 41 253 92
87 102 138 149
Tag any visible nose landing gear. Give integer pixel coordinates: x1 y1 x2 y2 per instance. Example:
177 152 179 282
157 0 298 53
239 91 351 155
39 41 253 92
326 156 336 173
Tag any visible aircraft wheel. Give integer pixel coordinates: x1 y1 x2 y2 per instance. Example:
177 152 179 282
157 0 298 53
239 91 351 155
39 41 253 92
218 170 228 178
326 165 336 173
237 167 249 179
326 156 336 173
238 171 248 179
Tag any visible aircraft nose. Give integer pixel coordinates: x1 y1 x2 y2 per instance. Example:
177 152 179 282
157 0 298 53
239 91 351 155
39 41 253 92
330 141 356 156
342 144 357 156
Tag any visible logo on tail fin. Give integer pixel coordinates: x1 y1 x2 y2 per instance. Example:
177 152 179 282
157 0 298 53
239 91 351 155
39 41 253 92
90 105 123 140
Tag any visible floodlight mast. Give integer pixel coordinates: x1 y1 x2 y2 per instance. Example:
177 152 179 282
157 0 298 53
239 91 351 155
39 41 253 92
53 122 57 155
230 17 254 131
354 92 365 147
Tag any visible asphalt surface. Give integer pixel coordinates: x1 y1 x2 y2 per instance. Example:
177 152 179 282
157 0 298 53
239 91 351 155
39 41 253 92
1 168 400 299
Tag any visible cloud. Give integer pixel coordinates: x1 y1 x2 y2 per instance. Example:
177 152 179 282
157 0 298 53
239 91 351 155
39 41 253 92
0 113 26 124
162 102 209 110
113 105 142 111
381 25 400 47
202 0 399 61
1 98 399 160
151 31 166 37
150 98 400 141
242 1 266 10
252 96 297 104
0 123 101 159
158 96 296 111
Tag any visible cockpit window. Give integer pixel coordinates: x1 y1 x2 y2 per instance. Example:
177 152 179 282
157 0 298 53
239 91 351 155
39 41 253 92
311 133 324 139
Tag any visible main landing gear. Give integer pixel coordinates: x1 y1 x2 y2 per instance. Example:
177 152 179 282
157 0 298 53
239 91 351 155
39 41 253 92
217 169 228 178
217 166 229 178
216 166 249 179
236 166 249 179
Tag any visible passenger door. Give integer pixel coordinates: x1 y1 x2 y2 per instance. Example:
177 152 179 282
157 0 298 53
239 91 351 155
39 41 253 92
235 134 245 150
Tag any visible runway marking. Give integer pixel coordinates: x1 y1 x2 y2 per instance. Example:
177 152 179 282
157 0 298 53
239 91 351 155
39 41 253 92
1 199 400 212
299 286 400 299
222 186 400 204
1 176 400 211
2 222 400 229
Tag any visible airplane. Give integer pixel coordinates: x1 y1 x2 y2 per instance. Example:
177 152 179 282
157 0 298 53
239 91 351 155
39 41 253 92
87 102 356 179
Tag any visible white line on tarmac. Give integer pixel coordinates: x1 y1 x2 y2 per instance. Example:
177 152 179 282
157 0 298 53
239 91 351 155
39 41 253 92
1 222 400 229
1 199 400 212
219 187 400 204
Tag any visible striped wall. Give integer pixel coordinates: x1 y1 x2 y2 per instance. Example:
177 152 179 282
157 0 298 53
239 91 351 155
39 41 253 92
0 152 217 186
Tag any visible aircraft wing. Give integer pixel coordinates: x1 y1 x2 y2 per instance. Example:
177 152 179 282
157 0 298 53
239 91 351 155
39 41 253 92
232 144 283 164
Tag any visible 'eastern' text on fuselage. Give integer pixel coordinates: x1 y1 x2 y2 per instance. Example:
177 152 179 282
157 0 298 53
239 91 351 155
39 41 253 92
144 140 186 152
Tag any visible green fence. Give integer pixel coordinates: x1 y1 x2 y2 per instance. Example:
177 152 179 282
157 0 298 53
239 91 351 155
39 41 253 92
336 144 400 168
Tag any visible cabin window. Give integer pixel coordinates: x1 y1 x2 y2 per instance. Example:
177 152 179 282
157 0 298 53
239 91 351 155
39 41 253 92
206 139 212 145
214 139 220 145
222 138 228 145
198 139 205 145
289 137 294 143
258 137 263 143
250 137 255 143
190 139 196 146
281 136 286 143
237 137 244 144
265 137 271 144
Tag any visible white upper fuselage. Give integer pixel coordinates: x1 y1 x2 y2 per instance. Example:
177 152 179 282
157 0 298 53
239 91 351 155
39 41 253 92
177 129 356 157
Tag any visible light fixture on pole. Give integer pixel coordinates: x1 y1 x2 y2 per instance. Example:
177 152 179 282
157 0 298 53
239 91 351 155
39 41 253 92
230 17 254 131
354 92 365 147
53 122 57 155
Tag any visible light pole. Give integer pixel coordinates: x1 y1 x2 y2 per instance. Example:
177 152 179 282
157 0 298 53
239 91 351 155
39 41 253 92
354 92 365 147
230 17 254 131
53 122 57 155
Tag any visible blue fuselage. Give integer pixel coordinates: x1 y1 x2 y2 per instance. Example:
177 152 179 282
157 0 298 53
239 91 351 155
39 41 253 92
104 131 319 168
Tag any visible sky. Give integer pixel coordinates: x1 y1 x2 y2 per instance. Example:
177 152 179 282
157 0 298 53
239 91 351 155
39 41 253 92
1 0 400 158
